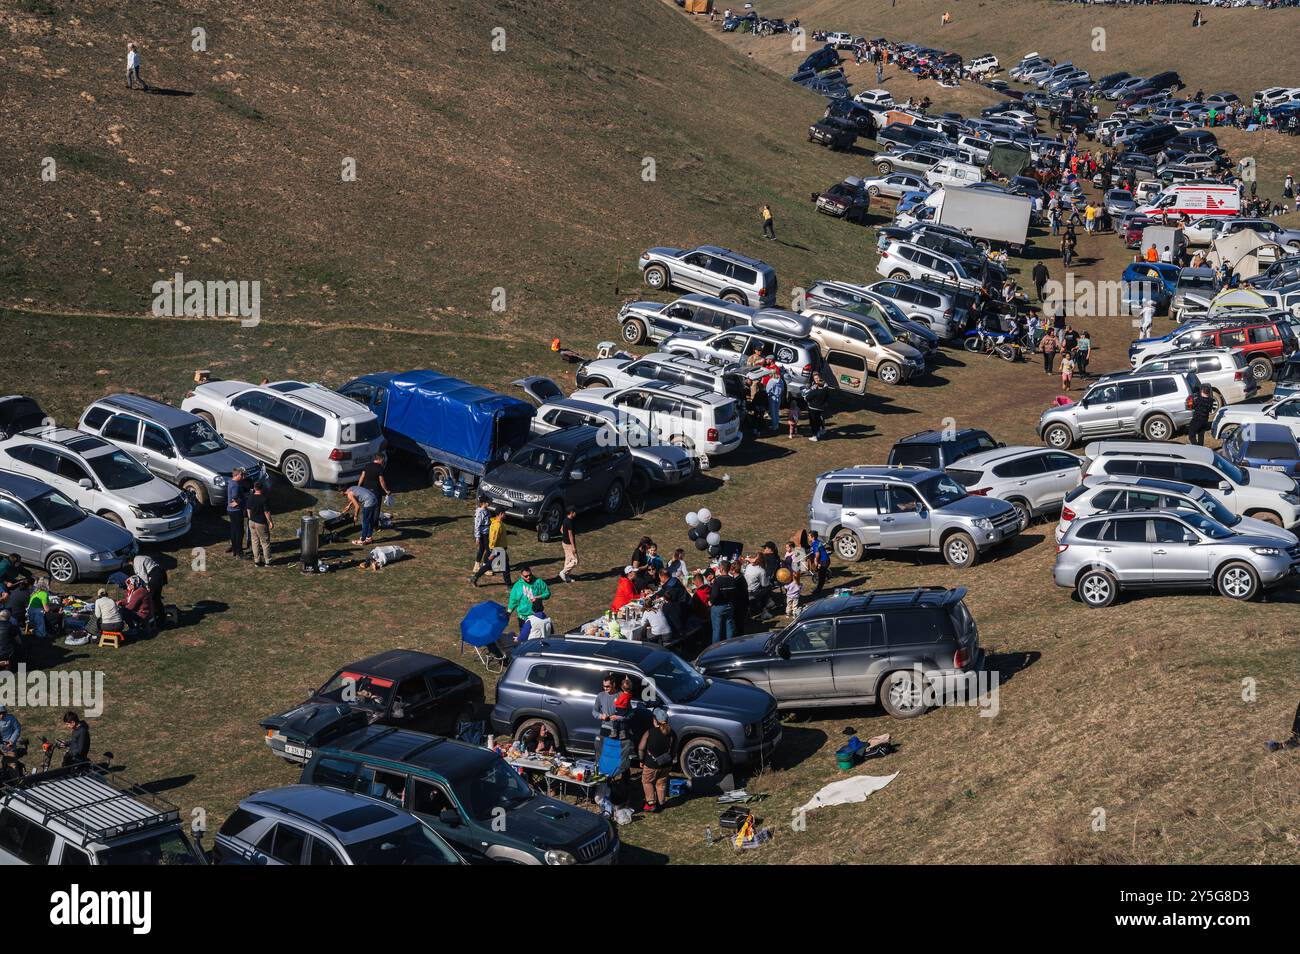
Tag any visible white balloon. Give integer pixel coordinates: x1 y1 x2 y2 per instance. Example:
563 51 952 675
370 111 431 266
696 508 712 523
706 531 721 546
685 512 700 527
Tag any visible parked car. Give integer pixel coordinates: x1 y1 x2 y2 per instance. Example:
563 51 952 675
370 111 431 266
259 650 485 765
0 471 135 584
0 764 206 865
77 394 264 508
860 171 930 200
808 117 859 150
804 304 927 387
696 586 984 718
1129 316 1297 381
864 278 971 340
1122 347 1256 407
812 177 871 222
887 427 1002 470
615 293 755 347
871 148 941 176
802 280 941 357
213 785 463 865
637 245 777 307
1213 392 1300 443
1054 509 1298 608
490 637 782 782
476 425 635 532
0 427 192 542
875 239 984 291
565 380 742 457
1103 189 1137 218
1221 422 1300 478
574 351 745 400
663 310 833 397
181 379 384 488
1081 440 1300 528
301 726 617 864
0 395 47 441
337 371 533 488
808 465 1022 568
1038 370 1199 448
1170 267 1220 317
1056 474 1299 544
943 446 1082 529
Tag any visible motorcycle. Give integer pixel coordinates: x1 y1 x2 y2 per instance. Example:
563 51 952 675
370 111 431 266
962 328 1025 362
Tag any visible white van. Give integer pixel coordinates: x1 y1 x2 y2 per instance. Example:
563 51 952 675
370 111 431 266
967 55 999 77
1137 183 1241 220
926 160 982 189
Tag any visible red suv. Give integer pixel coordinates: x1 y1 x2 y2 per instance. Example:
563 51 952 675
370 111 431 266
1194 317 1299 381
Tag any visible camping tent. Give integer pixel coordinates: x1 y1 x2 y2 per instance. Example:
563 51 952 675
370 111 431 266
1208 232 1284 279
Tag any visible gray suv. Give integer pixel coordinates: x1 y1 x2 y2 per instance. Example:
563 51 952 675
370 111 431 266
1037 370 1198 449
616 293 755 346
695 587 984 719
662 310 833 397
944 446 1083 530
78 394 265 507
808 465 1023 568
638 245 777 307
489 637 782 782
1054 510 1300 607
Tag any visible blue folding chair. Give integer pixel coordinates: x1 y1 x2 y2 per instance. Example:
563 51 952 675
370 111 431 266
596 736 626 778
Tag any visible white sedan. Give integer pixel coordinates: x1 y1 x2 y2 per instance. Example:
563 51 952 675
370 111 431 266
1212 394 1300 441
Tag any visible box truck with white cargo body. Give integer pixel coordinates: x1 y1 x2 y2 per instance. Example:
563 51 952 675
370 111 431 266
924 187 1032 253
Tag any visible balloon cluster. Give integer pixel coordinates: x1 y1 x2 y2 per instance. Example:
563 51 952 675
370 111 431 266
684 508 724 555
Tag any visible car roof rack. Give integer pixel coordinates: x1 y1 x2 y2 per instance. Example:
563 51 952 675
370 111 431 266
2 764 181 847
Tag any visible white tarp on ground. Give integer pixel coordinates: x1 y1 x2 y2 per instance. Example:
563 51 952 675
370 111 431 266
798 772 898 813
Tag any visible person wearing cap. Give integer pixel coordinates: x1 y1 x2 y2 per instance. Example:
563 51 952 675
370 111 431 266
92 587 124 636
612 565 638 613
638 709 676 813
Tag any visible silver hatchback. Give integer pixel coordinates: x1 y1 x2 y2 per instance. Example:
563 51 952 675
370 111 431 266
1053 509 1300 607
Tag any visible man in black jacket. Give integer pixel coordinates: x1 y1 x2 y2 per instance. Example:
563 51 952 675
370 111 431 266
803 374 831 442
1188 385 1215 445
61 710 90 767
1031 261 1050 303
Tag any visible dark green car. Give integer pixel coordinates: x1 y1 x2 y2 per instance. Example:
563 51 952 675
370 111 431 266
301 725 617 865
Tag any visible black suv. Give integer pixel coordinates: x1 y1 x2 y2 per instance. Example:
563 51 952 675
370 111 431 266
808 117 858 151
887 428 1002 470
477 426 633 535
695 587 985 718
260 650 484 764
824 99 877 136
302 726 618 865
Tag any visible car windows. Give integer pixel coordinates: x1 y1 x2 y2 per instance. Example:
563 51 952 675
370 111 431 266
843 483 882 510
1150 377 1179 397
307 838 345 866
993 455 1046 479
82 407 111 431
58 844 91 865
395 676 432 709
821 481 846 506
1106 518 1148 543
231 391 274 417
141 423 172 454
1250 325 1279 344
1175 463 1223 488
0 499 30 526
886 608 950 644
536 664 605 697
1045 453 1079 472
55 455 91 484
1219 329 1247 348
1193 356 1222 373
258 824 307 865
101 414 141 444
1117 380 1152 402
0 808 56 864
785 619 835 654
1073 520 1104 541
877 486 924 513
410 779 456 816
836 615 885 650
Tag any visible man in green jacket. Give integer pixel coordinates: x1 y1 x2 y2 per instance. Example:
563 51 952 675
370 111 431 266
507 566 551 635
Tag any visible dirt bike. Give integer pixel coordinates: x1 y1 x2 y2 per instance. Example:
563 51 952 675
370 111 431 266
962 329 1024 362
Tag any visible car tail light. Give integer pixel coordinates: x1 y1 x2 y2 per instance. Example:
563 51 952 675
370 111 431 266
880 250 889 259
1061 506 1076 521
266 729 273 738
969 487 990 496
1234 370 1244 381
1185 395 1195 409
802 363 813 376
944 308 955 317
707 427 718 442
953 646 969 669
759 286 767 297
1055 544 1069 554
329 449 352 461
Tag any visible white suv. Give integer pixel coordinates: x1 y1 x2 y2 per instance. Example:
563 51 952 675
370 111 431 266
566 380 743 456
876 239 983 291
1121 347 1258 406
182 380 384 488
0 427 192 541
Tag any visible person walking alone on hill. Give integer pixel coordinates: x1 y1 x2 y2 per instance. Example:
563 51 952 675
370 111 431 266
126 42 147 90
559 506 579 583
1032 261 1050 302
761 204 776 241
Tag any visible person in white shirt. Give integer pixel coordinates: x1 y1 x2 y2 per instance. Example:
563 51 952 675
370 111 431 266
643 604 673 644
93 588 124 634
127 42 145 90
1138 299 1156 339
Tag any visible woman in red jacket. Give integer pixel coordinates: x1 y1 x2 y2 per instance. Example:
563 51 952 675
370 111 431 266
118 577 154 631
611 565 638 613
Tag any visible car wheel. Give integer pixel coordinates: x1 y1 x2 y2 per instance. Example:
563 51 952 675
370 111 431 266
1009 498 1032 531
877 160 893 174
281 452 312 488
1210 389 1225 414
721 292 746 305
1142 413 1173 442
1216 561 1259 601
832 528 864 562
540 501 564 536
867 185 881 197
514 717 560 749
46 552 78 585
1077 568 1117 608
99 510 126 528
890 270 911 281
603 480 624 515
181 478 209 508
880 670 928 718
942 531 978 569
876 360 902 385
194 410 216 426
1215 423 1239 443
679 737 729 781
1247 510 1283 527
621 320 647 345
1249 357 1272 382
585 376 611 388
643 264 668 291
628 468 651 497
668 434 696 453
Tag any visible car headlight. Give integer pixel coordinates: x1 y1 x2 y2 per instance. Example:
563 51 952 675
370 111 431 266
658 458 674 469
1282 493 1300 505
480 483 497 495
521 493 544 504
213 475 227 488
1252 547 1283 557
544 850 577 866
973 518 994 532
129 506 148 519
745 722 758 738
90 551 113 562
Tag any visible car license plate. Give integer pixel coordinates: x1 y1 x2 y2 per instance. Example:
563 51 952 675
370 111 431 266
284 744 310 759
1262 465 1284 472
168 518 187 529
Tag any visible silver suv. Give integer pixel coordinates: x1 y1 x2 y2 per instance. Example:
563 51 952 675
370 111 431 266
662 310 833 397
616 294 755 346
181 380 384 488
1037 370 1198 449
638 245 777 307
78 394 265 507
862 278 970 340
1121 348 1256 407
803 304 926 387
1054 509 1300 607
875 239 984 291
575 351 746 400
944 446 1083 530
808 465 1022 569
566 380 743 456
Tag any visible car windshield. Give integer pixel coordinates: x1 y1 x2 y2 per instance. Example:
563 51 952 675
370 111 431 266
1181 511 1234 540
450 755 535 820
26 490 86 532
345 822 461 865
1244 441 1298 460
1192 492 1241 528
170 420 227 457
1212 453 1246 485
317 671 394 711
917 473 968 508
1179 275 1218 290
1275 363 1300 385
87 450 154 490
514 447 569 475
99 829 204 865
645 652 708 703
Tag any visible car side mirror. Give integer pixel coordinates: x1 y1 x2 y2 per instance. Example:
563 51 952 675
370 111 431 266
570 468 585 481
438 809 461 827
777 642 791 661
1218 481 1231 493
78 479 93 490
